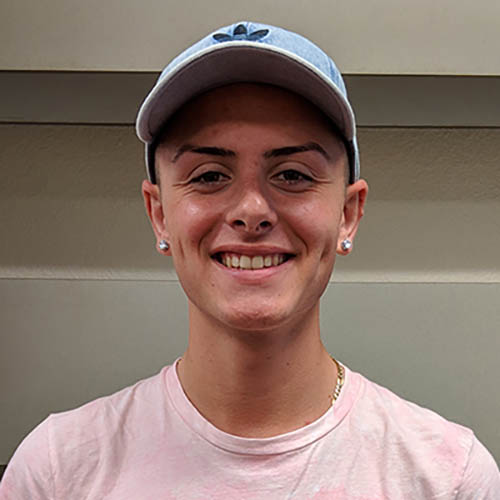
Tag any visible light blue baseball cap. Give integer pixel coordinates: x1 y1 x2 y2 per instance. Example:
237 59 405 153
136 21 359 184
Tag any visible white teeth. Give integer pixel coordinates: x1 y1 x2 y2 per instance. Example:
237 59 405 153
252 256 264 269
240 255 252 269
219 253 288 270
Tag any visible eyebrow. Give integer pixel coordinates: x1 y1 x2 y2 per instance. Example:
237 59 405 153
263 142 331 161
172 144 236 163
171 141 331 163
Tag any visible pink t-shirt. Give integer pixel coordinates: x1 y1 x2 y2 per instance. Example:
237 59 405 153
1 360 499 499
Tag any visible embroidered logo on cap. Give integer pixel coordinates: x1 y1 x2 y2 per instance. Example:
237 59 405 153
212 23 269 42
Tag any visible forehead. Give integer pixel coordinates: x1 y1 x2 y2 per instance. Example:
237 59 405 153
156 83 342 149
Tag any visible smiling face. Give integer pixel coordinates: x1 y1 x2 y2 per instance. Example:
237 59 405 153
143 84 367 332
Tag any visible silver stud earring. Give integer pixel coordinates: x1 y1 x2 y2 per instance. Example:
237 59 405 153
159 240 169 251
341 239 352 251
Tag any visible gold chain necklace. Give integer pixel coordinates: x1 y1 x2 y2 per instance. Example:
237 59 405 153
329 356 345 405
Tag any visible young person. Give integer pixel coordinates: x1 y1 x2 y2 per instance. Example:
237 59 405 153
1 21 499 499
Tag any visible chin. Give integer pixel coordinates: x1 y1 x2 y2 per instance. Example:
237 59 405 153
214 299 312 333
223 313 287 333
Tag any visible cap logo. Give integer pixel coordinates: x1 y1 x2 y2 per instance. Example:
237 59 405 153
212 23 269 43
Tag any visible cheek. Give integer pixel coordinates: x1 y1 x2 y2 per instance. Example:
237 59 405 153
290 200 342 251
166 198 221 253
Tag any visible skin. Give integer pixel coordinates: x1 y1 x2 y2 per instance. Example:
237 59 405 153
142 83 368 437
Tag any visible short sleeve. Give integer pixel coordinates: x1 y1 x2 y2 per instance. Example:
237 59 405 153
456 435 500 499
0 416 54 500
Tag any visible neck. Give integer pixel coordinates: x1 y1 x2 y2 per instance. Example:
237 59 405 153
176 303 339 437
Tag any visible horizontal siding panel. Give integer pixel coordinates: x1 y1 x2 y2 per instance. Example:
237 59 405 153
1 1 500 74
1 125 499 282
1 73 500 127
1 280 498 463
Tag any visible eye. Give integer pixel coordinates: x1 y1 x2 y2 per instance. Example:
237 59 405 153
273 169 313 185
190 170 230 185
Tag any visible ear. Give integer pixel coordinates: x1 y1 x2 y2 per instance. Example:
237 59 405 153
142 179 171 254
337 179 368 255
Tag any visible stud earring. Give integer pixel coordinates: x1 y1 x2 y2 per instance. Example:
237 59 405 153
159 240 169 251
341 239 352 251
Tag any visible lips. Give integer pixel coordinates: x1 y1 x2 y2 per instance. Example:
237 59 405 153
213 252 292 270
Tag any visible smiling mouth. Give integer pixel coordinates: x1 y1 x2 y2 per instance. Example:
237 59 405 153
213 252 293 270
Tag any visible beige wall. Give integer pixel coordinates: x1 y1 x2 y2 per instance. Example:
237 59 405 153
1 0 500 74
1 125 499 283
2 279 499 465
1 124 499 465
1 3 499 468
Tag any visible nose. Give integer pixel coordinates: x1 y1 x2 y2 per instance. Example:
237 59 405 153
226 185 278 235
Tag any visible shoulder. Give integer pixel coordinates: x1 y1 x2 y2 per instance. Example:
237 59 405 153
46 364 172 463
456 435 500 499
48 364 170 434
346 369 500 497
350 370 474 443
0 413 53 500
0 365 172 500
